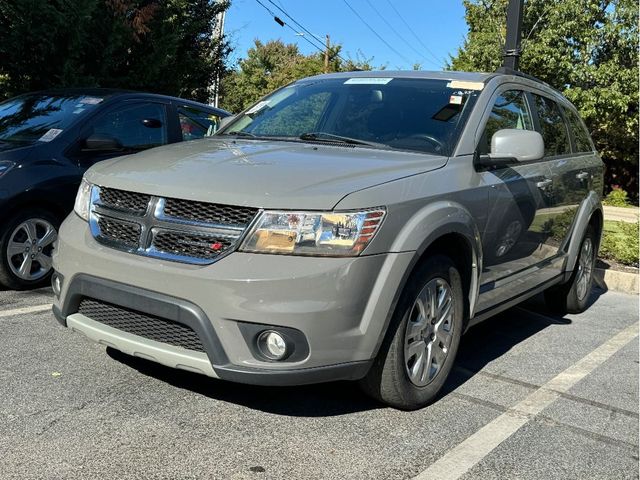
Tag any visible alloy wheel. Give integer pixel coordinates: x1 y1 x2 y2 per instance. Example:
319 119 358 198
575 237 594 301
6 218 57 281
403 277 455 387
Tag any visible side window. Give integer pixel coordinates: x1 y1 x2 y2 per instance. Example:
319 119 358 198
178 106 221 141
563 107 593 153
90 103 167 150
532 95 571 157
480 90 533 154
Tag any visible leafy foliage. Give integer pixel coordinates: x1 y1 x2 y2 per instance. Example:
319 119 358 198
449 0 638 198
0 0 230 103
600 220 639 266
603 186 631 207
220 39 374 113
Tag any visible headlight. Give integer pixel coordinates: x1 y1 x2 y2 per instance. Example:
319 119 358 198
0 161 15 178
239 208 385 256
74 178 93 221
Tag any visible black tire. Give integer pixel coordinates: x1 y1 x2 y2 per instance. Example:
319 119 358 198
0 209 60 290
359 255 464 410
544 225 597 315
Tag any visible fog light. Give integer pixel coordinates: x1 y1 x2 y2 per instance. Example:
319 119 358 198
257 330 288 360
51 273 62 297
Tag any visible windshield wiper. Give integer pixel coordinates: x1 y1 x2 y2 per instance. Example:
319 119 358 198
299 132 388 149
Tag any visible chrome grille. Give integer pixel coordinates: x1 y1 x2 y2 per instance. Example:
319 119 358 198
78 298 205 352
89 185 257 264
164 198 257 227
99 187 150 215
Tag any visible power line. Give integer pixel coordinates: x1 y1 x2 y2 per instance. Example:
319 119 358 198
383 0 444 67
341 0 413 67
254 0 349 65
264 0 350 65
363 0 440 69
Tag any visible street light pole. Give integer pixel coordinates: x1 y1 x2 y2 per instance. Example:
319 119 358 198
502 0 524 71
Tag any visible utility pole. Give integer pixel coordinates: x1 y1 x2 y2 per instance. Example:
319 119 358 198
210 6 226 107
502 0 524 71
324 34 330 73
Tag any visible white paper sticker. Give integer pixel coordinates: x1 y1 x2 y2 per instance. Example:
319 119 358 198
344 78 393 85
246 100 270 115
80 97 103 105
449 95 463 105
38 129 63 142
446 80 484 91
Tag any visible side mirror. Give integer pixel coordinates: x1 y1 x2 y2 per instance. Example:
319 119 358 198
477 129 544 169
141 118 162 129
218 115 236 131
84 133 123 152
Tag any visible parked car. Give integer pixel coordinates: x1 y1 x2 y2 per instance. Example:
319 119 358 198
0 89 229 289
52 71 603 409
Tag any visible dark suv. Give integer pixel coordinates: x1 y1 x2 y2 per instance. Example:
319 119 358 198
0 89 229 289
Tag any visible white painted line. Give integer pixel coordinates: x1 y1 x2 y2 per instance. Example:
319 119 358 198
414 322 639 480
0 304 52 318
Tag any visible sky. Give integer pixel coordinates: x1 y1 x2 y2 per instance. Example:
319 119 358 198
224 0 469 71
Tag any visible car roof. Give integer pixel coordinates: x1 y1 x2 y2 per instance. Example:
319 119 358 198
302 70 494 83
21 88 230 115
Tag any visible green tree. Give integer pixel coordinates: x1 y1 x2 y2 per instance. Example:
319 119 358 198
449 0 639 198
0 0 230 103
220 39 374 113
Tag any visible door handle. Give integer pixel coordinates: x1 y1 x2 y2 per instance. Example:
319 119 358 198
536 178 553 190
576 171 590 181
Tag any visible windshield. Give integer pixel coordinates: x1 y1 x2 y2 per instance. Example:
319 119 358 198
0 94 105 146
221 77 480 155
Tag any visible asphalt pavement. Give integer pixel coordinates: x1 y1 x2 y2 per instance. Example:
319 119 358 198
0 285 637 480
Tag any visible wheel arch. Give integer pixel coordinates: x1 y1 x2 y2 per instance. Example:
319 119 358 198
564 191 603 278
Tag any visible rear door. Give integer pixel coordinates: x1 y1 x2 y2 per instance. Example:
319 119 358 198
529 93 588 259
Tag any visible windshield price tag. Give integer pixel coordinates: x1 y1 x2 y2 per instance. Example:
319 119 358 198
344 78 392 85
38 129 63 142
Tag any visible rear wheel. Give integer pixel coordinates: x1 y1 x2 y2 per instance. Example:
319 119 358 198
0 209 59 290
544 225 597 314
360 255 464 410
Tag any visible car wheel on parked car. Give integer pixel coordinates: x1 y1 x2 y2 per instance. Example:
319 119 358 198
0 209 59 290
544 225 597 314
360 255 464 410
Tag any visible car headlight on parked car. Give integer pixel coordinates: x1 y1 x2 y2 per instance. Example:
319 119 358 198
239 208 385 256
74 178 93 221
0 161 15 178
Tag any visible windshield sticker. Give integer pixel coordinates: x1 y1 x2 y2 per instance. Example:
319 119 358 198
449 95 463 105
246 100 270 115
446 80 484 91
80 97 103 105
38 128 63 142
344 78 392 85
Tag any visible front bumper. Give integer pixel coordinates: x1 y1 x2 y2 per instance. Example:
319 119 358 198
53 213 413 385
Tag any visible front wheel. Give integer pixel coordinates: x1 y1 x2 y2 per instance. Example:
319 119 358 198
360 255 464 410
544 225 597 314
0 209 59 290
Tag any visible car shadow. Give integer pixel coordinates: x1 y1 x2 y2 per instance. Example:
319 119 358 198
107 287 606 417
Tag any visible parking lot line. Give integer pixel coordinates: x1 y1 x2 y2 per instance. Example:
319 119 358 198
0 303 52 318
414 322 639 480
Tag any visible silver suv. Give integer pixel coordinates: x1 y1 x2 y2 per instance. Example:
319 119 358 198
52 71 603 409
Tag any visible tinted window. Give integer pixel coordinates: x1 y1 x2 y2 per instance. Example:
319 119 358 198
223 78 482 156
179 106 221 140
532 95 570 156
91 103 167 149
563 107 593 153
0 94 104 146
480 90 533 154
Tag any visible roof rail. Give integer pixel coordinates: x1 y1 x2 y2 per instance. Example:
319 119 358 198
494 66 554 89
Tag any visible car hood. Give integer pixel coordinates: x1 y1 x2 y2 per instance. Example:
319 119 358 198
86 138 447 210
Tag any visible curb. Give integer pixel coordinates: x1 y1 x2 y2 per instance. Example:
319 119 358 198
594 268 639 295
